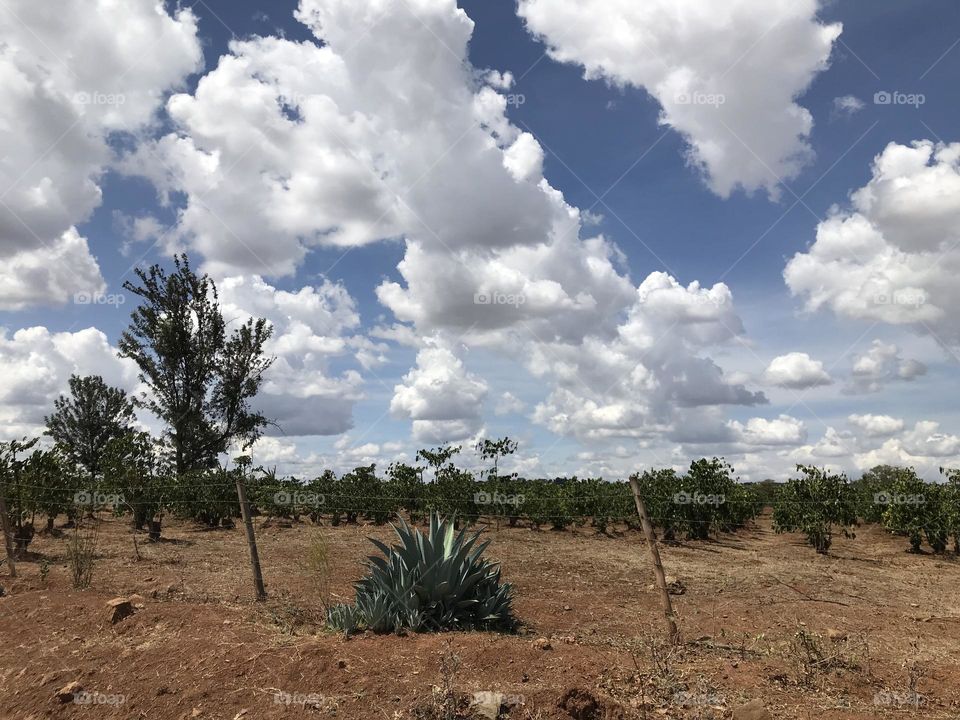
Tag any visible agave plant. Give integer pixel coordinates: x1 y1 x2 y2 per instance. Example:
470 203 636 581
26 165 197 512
328 513 515 634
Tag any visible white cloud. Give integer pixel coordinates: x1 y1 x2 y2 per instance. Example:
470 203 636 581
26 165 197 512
391 341 488 443
0 0 202 306
855 421 960 471
517 0 841 198
763 352 832 389
786 141 960 344
495 392 525 416
832 95 865 117
848 413 905 438
0 230 104 310
847 340 926 393
218 275 365 436
120 0 555 278
0 327 140 440
728 414 807 447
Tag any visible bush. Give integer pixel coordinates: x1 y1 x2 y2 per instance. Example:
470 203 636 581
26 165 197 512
328 514 515 634
877 467 938 552
773 465 857 554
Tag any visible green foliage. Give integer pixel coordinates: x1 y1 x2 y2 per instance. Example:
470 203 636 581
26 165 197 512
329 514 515 635
773 465 857 554
45 374 135 486
101 431 169 530
118 254 274 476
20 447 74 530
870 466 927 551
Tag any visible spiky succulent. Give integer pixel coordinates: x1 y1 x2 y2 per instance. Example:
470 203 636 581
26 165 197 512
328 513 515 634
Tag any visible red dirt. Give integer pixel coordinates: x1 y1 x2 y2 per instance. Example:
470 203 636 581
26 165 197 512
1 512 958 719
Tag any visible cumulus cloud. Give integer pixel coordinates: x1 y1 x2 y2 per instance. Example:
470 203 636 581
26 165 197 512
120 0 554 278
0 230 105 310
763 352 832 389
0 0 202 306
391 342 488 443
529 273 767 440
495 392 525 416
218 275 365 436
517 0 841 198
786 141 960 344
846 340 926 393
848 413 905 437
0 327 140 440
728 414 807 447
854 421 960 470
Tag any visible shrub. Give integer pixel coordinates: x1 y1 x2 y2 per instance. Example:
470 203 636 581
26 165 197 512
878 467 938 552
773 465 857 554
328 513 515 634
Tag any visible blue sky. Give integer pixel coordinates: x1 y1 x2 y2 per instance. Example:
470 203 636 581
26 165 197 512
1 0 959 480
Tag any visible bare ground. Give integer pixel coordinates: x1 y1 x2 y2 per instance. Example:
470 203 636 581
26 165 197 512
1 512 958 719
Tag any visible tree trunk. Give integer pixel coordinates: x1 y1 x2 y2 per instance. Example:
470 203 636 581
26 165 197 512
235 473 266 601
629 477 680 645
0 487 16 577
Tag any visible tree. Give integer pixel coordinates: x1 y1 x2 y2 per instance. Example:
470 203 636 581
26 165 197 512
475 437 518 480
118 255 274 476
416 445 462 482
45 374 134 494
773 465 857 554
874 466 931 552
102 431 169 540
941 467 960 554
0 437 39 552
21 448 73 531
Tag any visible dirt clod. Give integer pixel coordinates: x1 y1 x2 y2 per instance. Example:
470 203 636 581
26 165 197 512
106 597 135 624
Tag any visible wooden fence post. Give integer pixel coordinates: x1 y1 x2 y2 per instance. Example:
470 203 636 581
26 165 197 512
235 473 266 601
629 476 679 645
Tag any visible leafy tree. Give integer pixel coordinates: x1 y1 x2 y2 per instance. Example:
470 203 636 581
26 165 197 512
0 437 40 552
855 465 902 523
773 465 857 554
45 375 134 494
941 467 960 554
475 437 518 479
385 462 424 522
21 448 73 531
416 445 462 482
631 468 682 542
118 254 274 477
102 431 169 538
872 466 930 552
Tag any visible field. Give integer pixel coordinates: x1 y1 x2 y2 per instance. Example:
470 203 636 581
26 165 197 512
1 512 958 720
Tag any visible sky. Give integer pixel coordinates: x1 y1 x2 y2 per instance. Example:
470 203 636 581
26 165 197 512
1 0 959 481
